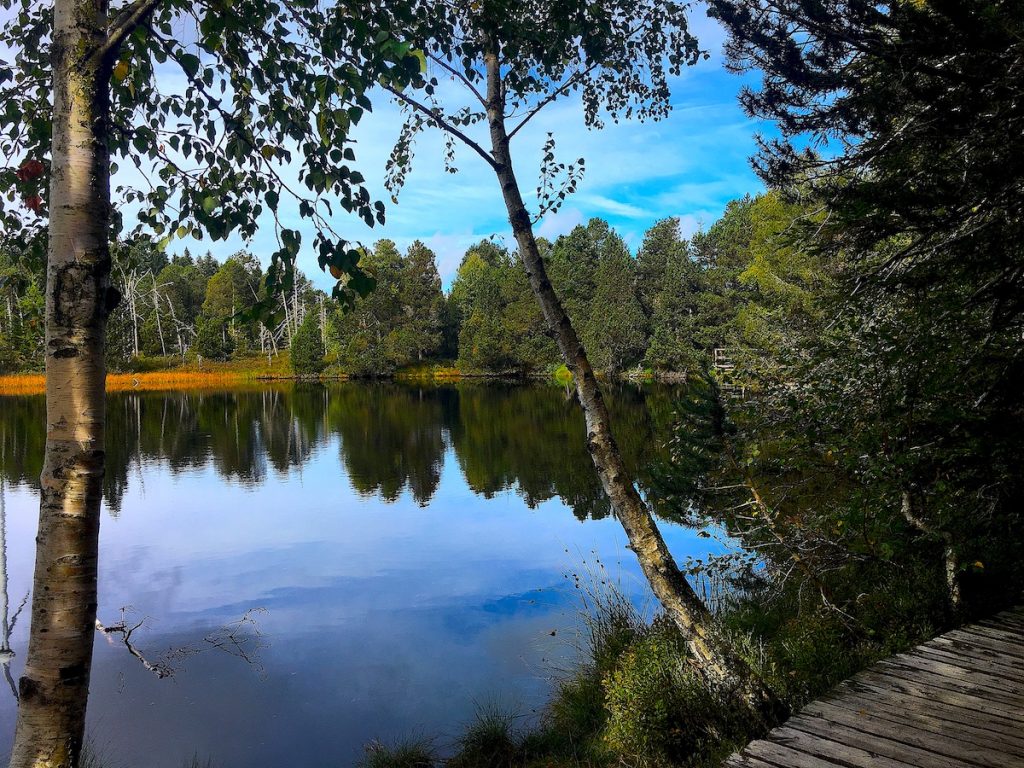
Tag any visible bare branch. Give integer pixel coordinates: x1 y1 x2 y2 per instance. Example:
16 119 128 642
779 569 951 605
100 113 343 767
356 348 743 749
507 66 595 140
427 54 487 107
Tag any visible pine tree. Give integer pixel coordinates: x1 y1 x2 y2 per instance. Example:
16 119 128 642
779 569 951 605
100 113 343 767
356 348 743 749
588 244 647 372
398 240 444 362
291 311 326 375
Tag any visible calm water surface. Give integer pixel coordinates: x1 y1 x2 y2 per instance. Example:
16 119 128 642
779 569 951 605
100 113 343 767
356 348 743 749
0 382 727 767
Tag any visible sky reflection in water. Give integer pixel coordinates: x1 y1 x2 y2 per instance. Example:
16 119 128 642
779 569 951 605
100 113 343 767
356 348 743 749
0 383 729 767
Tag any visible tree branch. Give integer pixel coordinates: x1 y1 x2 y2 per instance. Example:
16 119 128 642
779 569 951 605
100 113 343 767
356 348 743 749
380 83 498 171
506 65 594 140
97 0 166 65
427 54 487 107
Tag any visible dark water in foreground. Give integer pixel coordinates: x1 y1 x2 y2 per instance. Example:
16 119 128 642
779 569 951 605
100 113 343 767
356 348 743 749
0 382 729 767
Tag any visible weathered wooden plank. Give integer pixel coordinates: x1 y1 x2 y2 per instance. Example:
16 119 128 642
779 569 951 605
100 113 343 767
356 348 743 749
850 668 1024 722
721 609 1024 768
867 662 1024 713
877 655 1024 701
769 726 922 768
800 698 1022 767
788 710 981 768
927 635 1024 674
825 685 1024 749
745 729 913 768
743 738 846 767
913 644 1024 681
942 628 1024 661
977 618 1024 636
982 610 1024 628
722 753 782 768
955 624 1024 650
827 684 1024 749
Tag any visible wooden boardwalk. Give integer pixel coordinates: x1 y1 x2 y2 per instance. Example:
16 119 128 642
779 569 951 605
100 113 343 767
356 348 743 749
724 606 1024 768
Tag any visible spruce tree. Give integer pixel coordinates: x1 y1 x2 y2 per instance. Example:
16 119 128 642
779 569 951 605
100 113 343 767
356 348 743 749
291 311 326 375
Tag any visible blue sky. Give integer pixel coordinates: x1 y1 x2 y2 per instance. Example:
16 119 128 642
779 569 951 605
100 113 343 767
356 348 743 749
286 12 774 290
2 8 773 291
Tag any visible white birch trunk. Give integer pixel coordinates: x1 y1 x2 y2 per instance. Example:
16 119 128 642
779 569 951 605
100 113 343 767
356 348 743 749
10 2 115 764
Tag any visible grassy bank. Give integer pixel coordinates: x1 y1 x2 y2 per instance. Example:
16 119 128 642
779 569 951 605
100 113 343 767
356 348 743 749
0 358 641 395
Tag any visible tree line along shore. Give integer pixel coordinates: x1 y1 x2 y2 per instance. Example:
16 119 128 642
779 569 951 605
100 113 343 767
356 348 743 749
1 191 815 386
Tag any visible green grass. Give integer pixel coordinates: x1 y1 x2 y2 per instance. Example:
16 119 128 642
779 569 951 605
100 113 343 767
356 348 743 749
359 737 438 768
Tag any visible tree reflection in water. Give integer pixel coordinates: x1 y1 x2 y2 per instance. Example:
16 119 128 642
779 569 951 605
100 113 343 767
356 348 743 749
0 382 693 523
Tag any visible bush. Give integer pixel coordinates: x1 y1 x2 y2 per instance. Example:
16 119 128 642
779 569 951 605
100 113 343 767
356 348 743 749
291 311 326 375
448 708 521 768
602 619 726 768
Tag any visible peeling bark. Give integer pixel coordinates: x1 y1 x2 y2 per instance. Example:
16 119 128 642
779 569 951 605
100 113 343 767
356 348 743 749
481 49 784 728
9 2 116 766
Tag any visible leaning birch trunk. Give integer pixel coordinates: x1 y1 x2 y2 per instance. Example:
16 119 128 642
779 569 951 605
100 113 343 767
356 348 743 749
481 50 784 728
10 2 115 765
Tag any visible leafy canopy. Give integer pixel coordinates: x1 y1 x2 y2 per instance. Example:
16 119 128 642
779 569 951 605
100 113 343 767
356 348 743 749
0 0 424 311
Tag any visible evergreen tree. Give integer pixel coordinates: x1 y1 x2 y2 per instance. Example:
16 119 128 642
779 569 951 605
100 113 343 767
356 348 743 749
202 253 262 352
398 240 444 362
194 316 234 361
331 240 407 375
589 244 647 372
290 311 326 375
636 218 685 320
646 243 705 374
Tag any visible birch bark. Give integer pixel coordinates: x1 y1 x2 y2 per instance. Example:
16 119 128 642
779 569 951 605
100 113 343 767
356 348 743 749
9 2 118 764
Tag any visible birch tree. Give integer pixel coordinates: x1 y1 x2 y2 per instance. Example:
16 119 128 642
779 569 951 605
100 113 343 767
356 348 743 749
378 0 784 723
0 2 421 764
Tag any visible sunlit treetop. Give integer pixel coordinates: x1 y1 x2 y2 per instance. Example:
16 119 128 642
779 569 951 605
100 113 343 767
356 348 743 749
0 0 424 312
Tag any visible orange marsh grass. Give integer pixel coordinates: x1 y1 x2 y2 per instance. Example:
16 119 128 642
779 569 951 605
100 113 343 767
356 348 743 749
0 370 284 397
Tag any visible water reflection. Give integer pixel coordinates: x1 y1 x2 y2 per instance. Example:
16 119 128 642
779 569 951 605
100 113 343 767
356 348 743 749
0 382 715 767
0 382 680 520
0 479 23 702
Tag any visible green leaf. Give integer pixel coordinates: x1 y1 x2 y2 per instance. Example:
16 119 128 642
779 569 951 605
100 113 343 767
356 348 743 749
179 54 201 80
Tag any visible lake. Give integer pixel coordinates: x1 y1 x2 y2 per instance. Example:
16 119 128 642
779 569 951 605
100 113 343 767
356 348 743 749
0 382 729 767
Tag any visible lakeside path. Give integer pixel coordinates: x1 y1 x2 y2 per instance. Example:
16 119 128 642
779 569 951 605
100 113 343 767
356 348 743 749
725 606 1024 767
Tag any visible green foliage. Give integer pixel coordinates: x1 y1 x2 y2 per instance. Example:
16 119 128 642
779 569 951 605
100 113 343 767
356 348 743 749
451 242 554 374
0 1 428 308
588 240 647 372
290 312 326 375
0 239 45 372
602 620 724 768
359 739 437 768
194 316 234 362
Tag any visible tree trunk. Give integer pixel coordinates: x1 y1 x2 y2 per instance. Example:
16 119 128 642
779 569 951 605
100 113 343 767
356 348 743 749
128 273 139 358
153 280 166 357
481 50 784 728
901 489 962 617
9 2 115 765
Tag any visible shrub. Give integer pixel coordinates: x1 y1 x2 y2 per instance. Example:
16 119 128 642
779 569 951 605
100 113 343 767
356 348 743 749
359 738 437 768
601 619 723 768
448 708 521 768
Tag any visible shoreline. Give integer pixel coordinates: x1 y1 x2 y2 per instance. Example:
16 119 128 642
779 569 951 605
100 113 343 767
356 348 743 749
0 366 687 397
